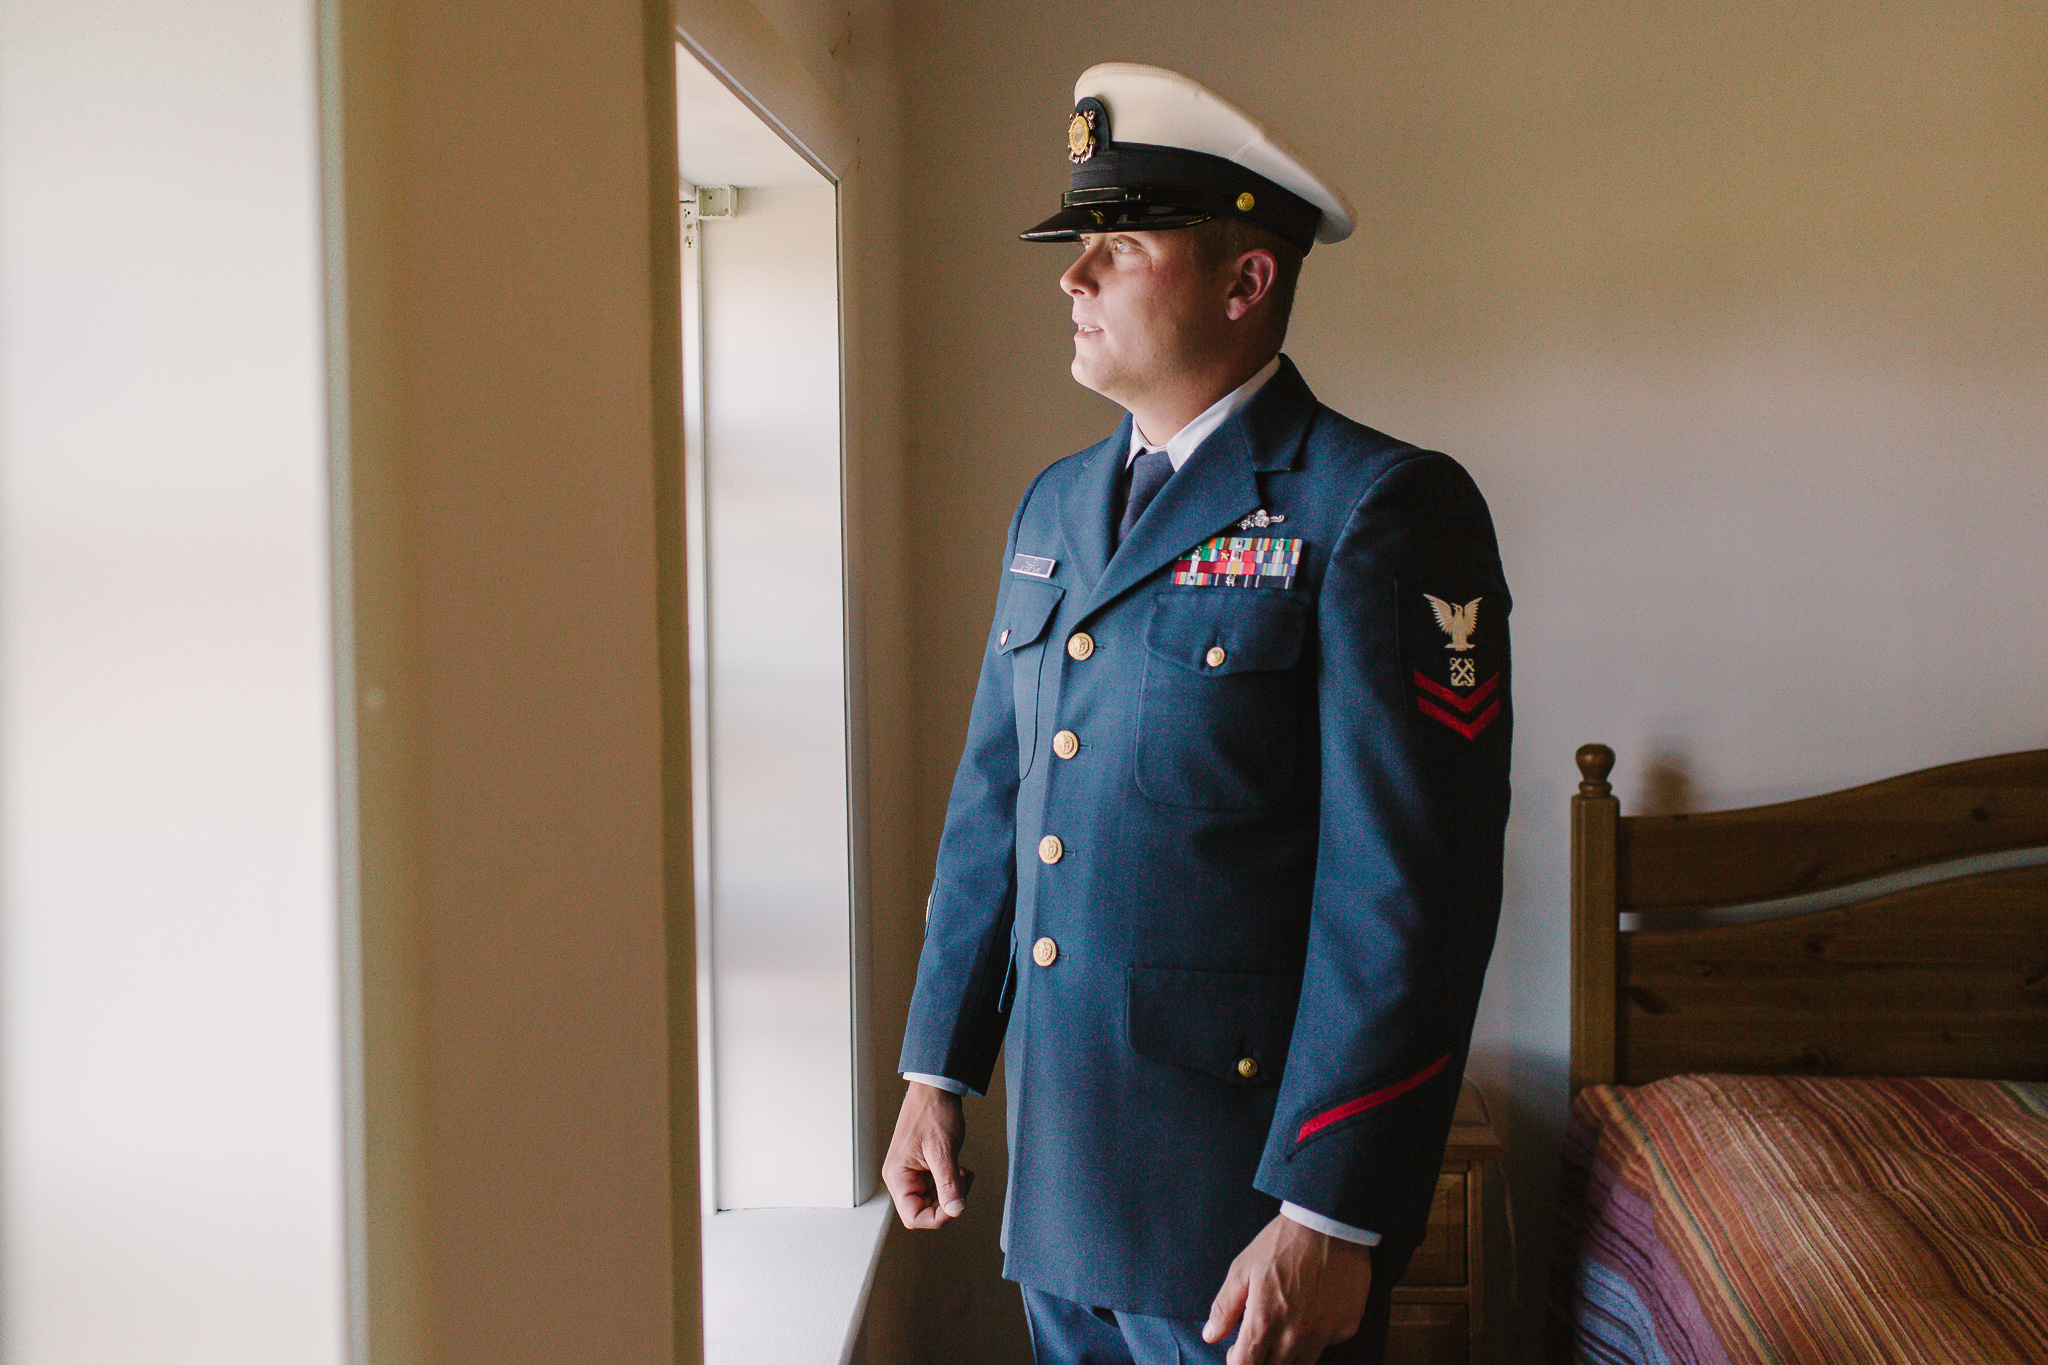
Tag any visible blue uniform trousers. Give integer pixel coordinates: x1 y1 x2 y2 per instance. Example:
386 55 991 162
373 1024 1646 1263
1021 1242 1412 1365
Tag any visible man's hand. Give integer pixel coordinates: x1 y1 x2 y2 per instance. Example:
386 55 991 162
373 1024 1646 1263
1202 1214 1374 1365
882 1081 974 1229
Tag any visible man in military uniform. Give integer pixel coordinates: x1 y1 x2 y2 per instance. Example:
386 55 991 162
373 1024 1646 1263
884 64 1511 1365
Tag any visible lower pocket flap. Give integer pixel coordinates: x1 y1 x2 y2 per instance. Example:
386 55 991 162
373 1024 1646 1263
1128 966 1300 1087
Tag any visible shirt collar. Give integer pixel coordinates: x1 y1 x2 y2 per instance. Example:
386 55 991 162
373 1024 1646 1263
1126 353 1283 470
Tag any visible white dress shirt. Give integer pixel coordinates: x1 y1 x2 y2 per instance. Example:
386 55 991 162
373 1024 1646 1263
1124 353 1281 470
904 351 1378 1248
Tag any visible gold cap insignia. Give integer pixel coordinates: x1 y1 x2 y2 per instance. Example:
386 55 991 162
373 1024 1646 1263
1067 109 1097 163
1235 191 1256 212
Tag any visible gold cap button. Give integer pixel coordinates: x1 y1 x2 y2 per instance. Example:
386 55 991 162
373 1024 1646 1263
1038 834 1064 864
1236 1056 1260 1079
1067 632 1095 661
1053 729 1080 760
1235 191 1256 212
999 628 1010 646
1205 645 1227 668
1033 936 1059 967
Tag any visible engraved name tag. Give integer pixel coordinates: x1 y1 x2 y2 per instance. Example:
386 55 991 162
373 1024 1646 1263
1010 553 1057 578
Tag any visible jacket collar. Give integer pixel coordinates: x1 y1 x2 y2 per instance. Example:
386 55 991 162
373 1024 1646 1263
1060 355 1317 619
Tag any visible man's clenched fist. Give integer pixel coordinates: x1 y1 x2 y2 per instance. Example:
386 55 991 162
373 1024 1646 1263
883 1081 974 1229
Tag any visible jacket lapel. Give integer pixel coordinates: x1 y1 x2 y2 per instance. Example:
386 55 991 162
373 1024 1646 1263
1076 358 1318 620
1056 414 1132 593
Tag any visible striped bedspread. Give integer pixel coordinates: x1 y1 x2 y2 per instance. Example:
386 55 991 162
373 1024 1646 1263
1555 1074 2048 1364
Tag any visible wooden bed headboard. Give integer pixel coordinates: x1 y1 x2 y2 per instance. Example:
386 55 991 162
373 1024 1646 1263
1569 745 2048 1093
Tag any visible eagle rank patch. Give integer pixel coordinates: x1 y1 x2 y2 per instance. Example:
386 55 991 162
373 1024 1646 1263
1403 585 1505 741
1172 535 1302 590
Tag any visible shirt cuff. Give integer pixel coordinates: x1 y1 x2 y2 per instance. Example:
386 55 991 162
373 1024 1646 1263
901 1072 975 1097
1280 1201 1381 1246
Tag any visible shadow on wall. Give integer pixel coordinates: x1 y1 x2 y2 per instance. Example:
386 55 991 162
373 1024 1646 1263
1638 746 1700 817
1467 1047 1569 1365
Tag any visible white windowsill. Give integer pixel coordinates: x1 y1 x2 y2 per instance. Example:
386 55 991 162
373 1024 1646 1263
703 1193 895 1365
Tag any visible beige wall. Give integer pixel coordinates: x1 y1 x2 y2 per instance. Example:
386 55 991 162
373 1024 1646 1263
332 0 696 1358
887 2 2048 1359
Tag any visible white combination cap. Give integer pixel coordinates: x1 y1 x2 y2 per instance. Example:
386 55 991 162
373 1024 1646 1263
1021 62 1357 251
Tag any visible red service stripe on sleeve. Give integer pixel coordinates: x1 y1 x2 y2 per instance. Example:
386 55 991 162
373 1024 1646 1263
1417 696 1501 740
1296 1052 1451 1143
1411 669 1500 713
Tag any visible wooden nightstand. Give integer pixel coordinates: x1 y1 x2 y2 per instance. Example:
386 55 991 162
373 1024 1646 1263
1385 1078 1506 1365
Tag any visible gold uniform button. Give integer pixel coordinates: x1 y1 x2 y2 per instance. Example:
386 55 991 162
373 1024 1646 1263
1205 645 1227 668
1053 729 1080 760
1235 191 1256 212
1038 834 1064 864
1067 632 1095 661
999 628 1010 646
1033 936 1059 967
1237 1056 1260 1080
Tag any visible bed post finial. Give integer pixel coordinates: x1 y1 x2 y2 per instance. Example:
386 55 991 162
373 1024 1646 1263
1572 743 1621 1093
1577 743 1615 797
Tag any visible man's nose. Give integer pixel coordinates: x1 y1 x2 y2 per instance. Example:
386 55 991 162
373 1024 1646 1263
1060 246 1097 296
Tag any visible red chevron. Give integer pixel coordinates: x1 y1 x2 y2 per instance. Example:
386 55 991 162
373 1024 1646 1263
1418 695 1501 740
1411 669 1500 714
1297 1052 1451 1143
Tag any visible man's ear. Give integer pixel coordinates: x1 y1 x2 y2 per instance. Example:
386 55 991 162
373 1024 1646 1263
1224 249 1279 322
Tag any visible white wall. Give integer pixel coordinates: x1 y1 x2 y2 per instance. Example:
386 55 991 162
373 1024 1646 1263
0 0 345 1360
889 2 2048 1358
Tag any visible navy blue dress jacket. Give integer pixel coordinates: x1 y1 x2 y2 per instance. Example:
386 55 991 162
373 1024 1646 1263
899 358 1511 1318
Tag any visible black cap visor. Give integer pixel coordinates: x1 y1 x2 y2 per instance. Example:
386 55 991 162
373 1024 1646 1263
1019 142 1321 252
1020 199 1221 241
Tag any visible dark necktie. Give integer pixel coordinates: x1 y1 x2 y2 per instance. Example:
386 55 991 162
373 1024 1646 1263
1117 448 1174 547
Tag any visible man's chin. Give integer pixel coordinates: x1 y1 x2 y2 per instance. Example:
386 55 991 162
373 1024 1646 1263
1068 355 1115 400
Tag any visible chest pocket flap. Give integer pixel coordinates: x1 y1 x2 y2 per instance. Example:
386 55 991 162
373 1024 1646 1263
996 578 1064 654
1145 591 1306 674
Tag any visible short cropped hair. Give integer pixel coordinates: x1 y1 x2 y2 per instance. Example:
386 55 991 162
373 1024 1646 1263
1190 216 1305 344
